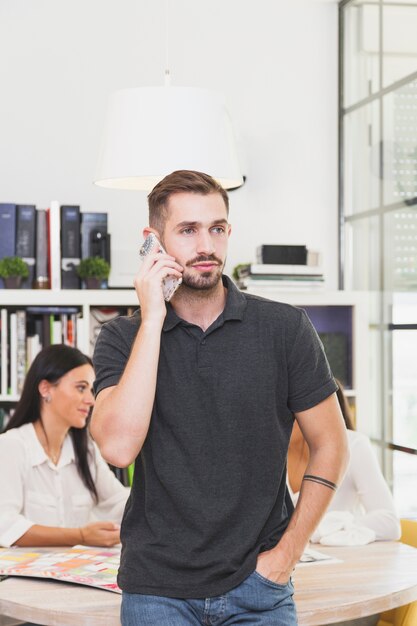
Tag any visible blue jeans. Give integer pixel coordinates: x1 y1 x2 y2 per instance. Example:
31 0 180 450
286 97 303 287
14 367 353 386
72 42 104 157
121 571 296 625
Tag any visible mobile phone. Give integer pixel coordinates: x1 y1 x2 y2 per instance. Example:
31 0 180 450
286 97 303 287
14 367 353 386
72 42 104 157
139 233 182 301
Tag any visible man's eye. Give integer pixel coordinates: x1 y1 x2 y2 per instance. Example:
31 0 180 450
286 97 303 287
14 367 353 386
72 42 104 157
181 228 195 235
212 226 225 234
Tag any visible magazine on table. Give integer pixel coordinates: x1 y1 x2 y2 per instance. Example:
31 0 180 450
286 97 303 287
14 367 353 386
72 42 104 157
0 544 121 593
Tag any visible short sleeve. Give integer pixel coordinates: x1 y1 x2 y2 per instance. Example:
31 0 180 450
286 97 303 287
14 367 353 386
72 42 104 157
286 309 337 413
93 314 139 396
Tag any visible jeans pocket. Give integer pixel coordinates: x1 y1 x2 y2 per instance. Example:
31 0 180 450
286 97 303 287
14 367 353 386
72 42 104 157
252 570 292 590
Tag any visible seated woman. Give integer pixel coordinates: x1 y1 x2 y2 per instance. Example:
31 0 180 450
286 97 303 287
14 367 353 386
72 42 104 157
288 379 401 545
0 344 129 548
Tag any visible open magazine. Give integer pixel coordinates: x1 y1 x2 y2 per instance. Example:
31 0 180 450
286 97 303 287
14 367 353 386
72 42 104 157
0 545 121 593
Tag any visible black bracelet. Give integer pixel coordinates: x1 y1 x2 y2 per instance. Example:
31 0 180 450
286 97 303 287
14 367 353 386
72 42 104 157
303 474 338 491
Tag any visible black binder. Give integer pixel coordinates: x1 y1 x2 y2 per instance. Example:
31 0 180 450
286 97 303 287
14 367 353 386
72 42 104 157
256 245 308 265
15 205 36 289
0 203 17 288
60 205 81 289
81 212 109 261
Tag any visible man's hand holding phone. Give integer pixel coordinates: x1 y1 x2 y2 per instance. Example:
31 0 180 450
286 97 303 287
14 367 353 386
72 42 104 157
135 234 183 320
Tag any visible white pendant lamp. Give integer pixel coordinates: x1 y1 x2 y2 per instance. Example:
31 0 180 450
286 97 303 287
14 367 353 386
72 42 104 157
94 85 244 192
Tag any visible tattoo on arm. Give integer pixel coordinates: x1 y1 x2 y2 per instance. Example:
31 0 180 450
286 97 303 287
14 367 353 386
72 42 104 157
303 474 338 492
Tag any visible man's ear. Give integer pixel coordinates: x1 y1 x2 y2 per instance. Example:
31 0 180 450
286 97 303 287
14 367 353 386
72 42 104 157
142 226 161 240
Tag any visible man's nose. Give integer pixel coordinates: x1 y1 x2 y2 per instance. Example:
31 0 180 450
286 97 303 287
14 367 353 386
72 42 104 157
196 231 215 255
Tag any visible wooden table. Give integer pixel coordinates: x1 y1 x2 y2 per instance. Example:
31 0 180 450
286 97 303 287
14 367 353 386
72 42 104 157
1 542 417 625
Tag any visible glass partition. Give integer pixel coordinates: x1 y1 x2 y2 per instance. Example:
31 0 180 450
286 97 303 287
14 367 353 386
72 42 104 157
383 79 417 206
343 0 380 108
383 3 417 89
341 1 417 511
343 102 380 215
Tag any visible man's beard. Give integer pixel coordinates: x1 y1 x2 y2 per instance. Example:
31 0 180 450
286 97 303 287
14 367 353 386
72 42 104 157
181 255 224 291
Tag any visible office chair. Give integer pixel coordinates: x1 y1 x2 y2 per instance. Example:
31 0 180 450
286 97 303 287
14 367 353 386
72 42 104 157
377 519 417 626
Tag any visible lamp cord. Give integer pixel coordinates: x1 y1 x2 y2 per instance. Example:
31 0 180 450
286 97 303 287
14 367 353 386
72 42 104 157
164 0 171 85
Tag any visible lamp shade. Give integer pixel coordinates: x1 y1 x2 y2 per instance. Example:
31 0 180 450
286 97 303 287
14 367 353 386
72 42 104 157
94 86 243 191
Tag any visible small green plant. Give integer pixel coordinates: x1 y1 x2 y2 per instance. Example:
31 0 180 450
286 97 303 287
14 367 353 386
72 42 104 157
232 263 250 281
76 256 110 280
0 256 29 279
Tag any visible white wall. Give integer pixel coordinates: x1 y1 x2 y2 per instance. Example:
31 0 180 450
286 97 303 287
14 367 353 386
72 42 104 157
0 0 339 288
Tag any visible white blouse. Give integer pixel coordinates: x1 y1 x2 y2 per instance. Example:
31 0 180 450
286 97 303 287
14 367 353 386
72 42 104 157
288 429 401 543
0 423 129 548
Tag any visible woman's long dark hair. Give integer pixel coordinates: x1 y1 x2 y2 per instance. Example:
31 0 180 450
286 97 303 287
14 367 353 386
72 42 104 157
4 344 98 502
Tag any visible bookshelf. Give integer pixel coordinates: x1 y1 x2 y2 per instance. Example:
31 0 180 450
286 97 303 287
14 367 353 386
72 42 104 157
0 288 370 431
0 289 139 404
243 287 370 430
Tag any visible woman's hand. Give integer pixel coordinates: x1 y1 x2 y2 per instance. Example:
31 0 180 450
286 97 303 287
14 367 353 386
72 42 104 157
79 521 121 547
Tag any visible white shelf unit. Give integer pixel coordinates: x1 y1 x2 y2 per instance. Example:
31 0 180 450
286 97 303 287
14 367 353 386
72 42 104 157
244 288 370 431
0 289 139 403
0 288 370 429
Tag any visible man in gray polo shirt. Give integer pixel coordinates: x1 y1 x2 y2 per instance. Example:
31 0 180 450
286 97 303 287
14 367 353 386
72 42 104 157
91 170 349 626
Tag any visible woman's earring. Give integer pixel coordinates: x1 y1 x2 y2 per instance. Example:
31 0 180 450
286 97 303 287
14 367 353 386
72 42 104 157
43 394 51 403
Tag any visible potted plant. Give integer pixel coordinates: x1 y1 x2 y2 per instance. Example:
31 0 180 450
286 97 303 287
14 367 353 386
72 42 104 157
0 256 30 288
76 256 110 289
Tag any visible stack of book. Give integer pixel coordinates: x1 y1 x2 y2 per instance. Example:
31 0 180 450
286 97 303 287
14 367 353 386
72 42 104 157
1 306 82 397
235 245 325 291
236 263 325 291
0 202 110 290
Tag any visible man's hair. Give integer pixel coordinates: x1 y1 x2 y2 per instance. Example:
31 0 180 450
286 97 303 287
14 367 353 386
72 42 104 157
147 170 229 234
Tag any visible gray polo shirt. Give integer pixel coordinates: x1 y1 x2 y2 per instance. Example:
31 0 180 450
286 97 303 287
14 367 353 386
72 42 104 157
93 276 337 598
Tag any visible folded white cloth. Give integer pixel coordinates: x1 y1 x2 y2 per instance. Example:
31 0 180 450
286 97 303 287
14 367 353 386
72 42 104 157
311 511 376 546
319 525 376 546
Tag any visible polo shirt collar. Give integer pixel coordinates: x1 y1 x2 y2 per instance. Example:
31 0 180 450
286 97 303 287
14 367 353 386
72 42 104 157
162 274 247 332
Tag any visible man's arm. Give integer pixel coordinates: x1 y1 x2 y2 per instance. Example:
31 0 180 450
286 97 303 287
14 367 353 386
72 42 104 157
256 392 349 583
90 250 183 468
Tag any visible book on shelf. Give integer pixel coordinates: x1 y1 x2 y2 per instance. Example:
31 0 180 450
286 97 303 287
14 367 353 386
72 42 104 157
238 263 324 277
256 244 308 265
0 203 17 289
61 205 81 289
0 545 121 593
81 212 109 260
0 200 112 291
0 307 83 397
35 209 49 289
81 212 110 289
15 204 36 289
0 309 8 395
236 248 324 291
238 277 325 291
47 201 61 291
26 307 80 351
16 310 26 394
9 313 17 396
